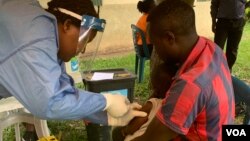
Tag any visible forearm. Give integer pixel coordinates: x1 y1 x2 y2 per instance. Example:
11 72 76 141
1 51 108 122
132 117 178 141
15 85 107 122
45 89 107 121
121 101 152 135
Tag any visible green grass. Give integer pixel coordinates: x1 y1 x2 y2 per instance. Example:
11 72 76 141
3 23 250 141
232 23 250 82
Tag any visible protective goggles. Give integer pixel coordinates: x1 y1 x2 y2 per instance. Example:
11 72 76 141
58 8 106 55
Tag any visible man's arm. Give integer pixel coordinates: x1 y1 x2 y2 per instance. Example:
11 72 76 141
132 117 178 141
132 77 203 141
121 101 152 136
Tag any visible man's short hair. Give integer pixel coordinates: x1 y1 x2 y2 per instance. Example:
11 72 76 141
147 0 195 37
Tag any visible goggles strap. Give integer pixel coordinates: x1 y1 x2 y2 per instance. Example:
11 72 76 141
57 8 82 20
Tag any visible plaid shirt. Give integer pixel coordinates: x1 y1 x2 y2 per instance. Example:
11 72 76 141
157 37 235 141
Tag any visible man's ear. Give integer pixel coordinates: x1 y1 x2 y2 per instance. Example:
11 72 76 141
62 19 72 33
162 30 175 45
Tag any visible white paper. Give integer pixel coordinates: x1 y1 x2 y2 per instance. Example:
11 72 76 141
91 72 114 80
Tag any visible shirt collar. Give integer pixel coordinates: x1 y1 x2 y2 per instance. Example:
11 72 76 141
176 36 207 76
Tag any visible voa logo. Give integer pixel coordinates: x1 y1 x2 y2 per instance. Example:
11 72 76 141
226 129 246 136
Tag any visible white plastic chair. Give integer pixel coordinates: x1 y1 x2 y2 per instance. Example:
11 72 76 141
0 97 50 141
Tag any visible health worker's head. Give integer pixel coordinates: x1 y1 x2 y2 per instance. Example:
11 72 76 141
46 0 98 62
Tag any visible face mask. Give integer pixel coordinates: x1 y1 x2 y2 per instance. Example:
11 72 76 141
57 8 106 55
76 15 106 55
58 8 106 72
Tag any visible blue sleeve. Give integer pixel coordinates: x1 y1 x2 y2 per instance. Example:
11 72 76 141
0 16 108 124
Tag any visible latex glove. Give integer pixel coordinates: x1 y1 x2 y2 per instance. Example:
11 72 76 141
103 93 130 117
122 101 153 135
108 102 147 126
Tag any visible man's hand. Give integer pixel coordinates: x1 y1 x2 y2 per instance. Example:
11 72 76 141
108 103 147 126
103 93 130 117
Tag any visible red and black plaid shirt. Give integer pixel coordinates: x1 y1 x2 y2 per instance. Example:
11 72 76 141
157 37 235 141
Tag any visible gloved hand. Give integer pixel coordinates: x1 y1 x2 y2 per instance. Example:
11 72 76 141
107 102 147 126
103 93 130 117
121 101 153 135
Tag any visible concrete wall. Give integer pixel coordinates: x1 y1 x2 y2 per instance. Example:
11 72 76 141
194 1 213 39
97 3 140 55
38 0 213 56
38 0 140 55
98 1 213 55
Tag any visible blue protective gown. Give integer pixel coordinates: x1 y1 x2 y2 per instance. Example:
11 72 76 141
0 0 108 124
